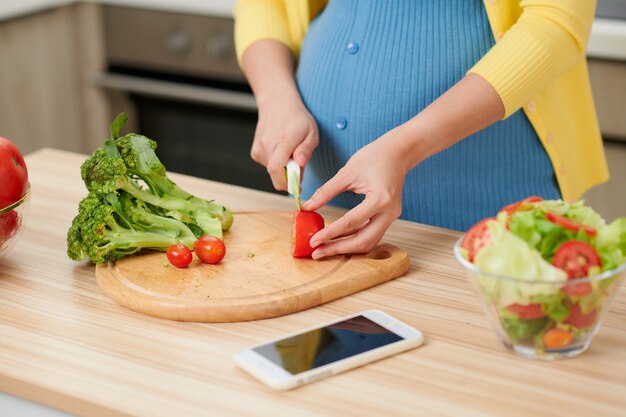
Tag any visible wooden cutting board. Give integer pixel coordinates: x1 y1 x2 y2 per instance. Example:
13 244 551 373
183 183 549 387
96 211 410 322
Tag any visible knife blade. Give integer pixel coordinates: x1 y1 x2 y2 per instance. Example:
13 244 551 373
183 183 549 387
286 159 301 211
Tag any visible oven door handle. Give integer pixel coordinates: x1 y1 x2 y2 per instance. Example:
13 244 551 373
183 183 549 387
92 72 257 112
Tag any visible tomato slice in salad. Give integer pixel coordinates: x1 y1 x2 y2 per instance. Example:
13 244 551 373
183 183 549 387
0 210 19 245
506 303 545 319
461 217 495 262
500 196 543 216
564 301 597 329
292 210 325 258
545 212 597 237
552 240 601 295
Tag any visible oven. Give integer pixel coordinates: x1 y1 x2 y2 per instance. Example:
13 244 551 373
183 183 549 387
93 6 276 193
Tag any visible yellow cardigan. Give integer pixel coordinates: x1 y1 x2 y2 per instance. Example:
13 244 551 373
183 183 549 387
234 0 608 202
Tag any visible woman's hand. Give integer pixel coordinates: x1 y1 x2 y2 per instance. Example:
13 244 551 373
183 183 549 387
252 97 318 191
301 128 410 259
241 39 319 191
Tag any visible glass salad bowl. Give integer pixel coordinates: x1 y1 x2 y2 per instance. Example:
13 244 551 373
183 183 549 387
454 238 626 360
0 185 30 259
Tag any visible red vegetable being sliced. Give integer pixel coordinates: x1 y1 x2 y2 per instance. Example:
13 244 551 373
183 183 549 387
546 212 597 237
292 210 325 258
461 217 495 262
552 240 601 295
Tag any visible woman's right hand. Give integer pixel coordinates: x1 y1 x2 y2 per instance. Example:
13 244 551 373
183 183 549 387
240 39 319 192
251 97 319 191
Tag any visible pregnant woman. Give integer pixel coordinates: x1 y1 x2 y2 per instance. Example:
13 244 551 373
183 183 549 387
234 0 608 259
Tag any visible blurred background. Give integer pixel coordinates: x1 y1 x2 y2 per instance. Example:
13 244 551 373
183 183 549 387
0 0 625 220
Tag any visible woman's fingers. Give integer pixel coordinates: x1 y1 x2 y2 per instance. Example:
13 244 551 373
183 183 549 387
309 197 378 247
311 214 391 259
251 106 319 192
266 142 293 191
292 121 319 166
301 169 349 212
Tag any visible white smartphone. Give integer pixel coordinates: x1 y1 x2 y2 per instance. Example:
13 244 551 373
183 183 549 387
233 310 424 390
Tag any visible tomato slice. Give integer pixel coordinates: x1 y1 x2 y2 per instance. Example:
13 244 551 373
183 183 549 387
552 240 601 295
564 301 597 329
545 212 597 237
292 210 325 258
461 217 495 262
506 303 545 319
500 196 543 216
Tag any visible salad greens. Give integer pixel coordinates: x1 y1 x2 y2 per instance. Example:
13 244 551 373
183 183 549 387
461 197 626 353
474 220 566 306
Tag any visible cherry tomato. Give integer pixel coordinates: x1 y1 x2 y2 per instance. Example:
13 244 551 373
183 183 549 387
292 210 325 258
553 240 601 295
166 243 193 268
0 137 29 209
500 196 543 216
543 328 574 349
506 303 545 319
546 212 597 237
460 217 495 262
564 301 597 329
194 236 226 264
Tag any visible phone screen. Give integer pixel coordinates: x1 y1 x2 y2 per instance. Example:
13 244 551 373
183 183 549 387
252 315 404 375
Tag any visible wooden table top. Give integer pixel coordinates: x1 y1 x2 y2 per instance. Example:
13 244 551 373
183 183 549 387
1 148 624 417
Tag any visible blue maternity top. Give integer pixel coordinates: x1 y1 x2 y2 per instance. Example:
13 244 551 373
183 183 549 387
296 0 560 231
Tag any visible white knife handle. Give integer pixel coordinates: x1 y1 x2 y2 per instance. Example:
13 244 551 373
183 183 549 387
286 159 300 195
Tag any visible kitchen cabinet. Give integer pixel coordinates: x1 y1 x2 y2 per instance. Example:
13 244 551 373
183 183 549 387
588 59 626 140
0 3 108 154
583 59 626 221
583 141 626 221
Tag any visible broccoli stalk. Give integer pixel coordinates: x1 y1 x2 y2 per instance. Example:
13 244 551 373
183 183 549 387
67 194 197 264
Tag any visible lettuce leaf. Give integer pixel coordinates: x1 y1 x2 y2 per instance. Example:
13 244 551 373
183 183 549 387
474 221 567 306
499 310 548 343
596 217 626 271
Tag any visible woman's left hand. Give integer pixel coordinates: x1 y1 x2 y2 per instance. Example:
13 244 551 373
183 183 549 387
300 128 410 259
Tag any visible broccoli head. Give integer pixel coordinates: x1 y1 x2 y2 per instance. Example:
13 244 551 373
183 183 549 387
68 113 234 263
67 193 197 264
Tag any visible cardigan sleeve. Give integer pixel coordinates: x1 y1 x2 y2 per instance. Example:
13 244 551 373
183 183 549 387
234 0 295 63
469 0 596 118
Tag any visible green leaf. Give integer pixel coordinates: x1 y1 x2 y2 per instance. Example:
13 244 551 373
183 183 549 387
184 222 205 239
499 312 548 343
596 217 626 270
109 112 129 140
542 294 570 322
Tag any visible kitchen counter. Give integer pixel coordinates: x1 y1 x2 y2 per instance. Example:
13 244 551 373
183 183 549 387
0 148 625 417
0 0 624 60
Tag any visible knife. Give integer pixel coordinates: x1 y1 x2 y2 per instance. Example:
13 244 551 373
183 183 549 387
286 159 301 211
